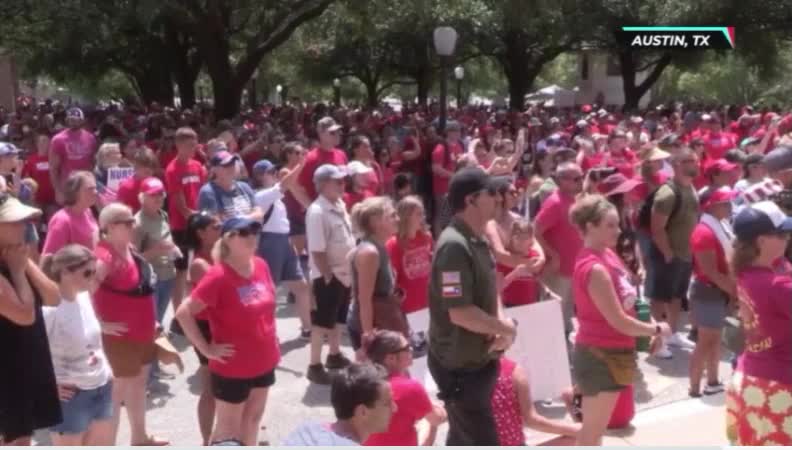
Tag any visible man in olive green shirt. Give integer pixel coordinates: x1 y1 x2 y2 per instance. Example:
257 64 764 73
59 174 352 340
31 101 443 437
648 148 700 358
428 167 517 446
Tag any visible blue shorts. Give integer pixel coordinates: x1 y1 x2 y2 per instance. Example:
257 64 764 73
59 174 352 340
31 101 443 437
49 381 113 435
257 232 302 284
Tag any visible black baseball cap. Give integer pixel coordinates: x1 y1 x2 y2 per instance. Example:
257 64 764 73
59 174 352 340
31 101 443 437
733 201 792 240
447 167 497 211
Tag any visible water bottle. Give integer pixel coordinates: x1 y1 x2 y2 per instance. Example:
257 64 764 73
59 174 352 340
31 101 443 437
635 298 651 352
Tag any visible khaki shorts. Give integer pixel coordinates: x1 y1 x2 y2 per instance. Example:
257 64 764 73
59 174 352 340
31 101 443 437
573 344 636 396
102 336 157 378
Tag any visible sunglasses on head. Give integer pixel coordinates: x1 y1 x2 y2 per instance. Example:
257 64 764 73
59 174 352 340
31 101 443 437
113 218 135 227
65 261 95 278
388 343 411 354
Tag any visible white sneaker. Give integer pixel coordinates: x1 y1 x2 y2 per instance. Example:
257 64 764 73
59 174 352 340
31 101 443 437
654 342 673 359
668 332 695 349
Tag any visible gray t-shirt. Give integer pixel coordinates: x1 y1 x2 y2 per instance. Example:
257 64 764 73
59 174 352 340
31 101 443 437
282 422 358 446
133 210 177 281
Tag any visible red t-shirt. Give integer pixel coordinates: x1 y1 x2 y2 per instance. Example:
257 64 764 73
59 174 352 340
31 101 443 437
573 247 636 349
580 152 606 172
93 242 156 343
690 222 729 285
605 149 638 179
21 153 55 206
116 176 145 213
191 258 281 378
385 232 432 314
534 191 583 277
431 141 463 196
704 131 737 160
297 147 348 200
343 189 375 212
164 158 207 230
364 373 432 446
400 136 425 175
496 248 540 307
736 267 792 385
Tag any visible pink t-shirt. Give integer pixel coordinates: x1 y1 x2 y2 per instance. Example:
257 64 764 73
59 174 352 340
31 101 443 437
364 373 432 446
50 128 97 181
573 247 637 349
534 191 583 277
93 242 156 342
42 208 98 255
736 267 792 385
116 176 145 213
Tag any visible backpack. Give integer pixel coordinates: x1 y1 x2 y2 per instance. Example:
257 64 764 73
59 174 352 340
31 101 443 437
101 251 157 297
211 181 275 225
636 181 682 230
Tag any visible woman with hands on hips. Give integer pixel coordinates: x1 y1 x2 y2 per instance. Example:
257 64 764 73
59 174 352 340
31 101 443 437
175 217 280 446
41 244 115 446
569 195 671 446
0 194 62 446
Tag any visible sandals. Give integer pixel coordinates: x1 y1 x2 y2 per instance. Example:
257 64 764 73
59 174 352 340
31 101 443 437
132 435 170 446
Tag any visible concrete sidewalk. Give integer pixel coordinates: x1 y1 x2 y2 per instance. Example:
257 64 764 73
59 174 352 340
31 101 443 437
527 393 728 446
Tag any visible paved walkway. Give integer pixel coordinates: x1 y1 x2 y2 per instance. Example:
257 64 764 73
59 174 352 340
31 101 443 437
33 296 732 446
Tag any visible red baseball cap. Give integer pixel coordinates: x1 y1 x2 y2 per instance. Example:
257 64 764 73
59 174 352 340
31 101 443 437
704 158 739 176
597 173 641 197
140 177 165 195
700 186 737 208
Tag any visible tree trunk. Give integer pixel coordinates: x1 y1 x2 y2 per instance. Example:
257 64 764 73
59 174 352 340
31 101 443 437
176 76 197 109
132 68 174 106
365 81 379 108
501 33 536 111
619 51 672 112
415 69 432 107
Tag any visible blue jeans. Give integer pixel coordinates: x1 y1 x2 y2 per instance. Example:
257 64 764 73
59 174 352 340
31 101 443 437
154 278 175 324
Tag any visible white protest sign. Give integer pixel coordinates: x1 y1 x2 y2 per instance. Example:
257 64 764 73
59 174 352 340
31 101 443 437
505 300 571 401
406 309 437 394
106 167 135 191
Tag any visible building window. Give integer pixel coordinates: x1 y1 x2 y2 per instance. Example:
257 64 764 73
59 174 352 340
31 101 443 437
581 54 589 81
606 54 621 76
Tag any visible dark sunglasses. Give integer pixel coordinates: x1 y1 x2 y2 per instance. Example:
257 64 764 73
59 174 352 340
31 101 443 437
230 225 261 238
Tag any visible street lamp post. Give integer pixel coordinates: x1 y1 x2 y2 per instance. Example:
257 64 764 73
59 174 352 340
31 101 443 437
433 26 458 133
276 84 283 105
454 66 464 108
333 78 341 106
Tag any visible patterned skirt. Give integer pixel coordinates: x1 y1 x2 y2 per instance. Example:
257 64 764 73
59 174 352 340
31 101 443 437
726 370 792 445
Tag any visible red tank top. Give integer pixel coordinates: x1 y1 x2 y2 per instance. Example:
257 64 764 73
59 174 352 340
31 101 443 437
496 249 540 307
491 358 524 445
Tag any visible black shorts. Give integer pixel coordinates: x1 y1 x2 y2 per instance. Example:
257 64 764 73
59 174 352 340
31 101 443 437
645 245 692 302
311 276 350 329
171 229 190 271
210 370 276 404
193 320 212 366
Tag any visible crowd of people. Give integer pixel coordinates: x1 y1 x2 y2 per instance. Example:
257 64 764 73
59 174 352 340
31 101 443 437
0 97 789 446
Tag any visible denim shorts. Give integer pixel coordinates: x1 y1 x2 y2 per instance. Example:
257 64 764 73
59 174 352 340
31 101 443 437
49 381 113 435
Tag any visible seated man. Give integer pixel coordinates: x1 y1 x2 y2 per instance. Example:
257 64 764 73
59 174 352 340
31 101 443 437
282 363 395 446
